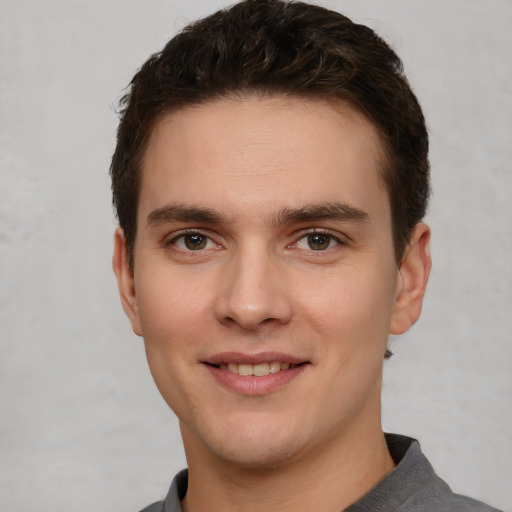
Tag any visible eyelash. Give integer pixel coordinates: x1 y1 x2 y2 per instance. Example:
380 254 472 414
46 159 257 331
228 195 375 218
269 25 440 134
290 229 346 251
165 229 220 252
165 228 346 254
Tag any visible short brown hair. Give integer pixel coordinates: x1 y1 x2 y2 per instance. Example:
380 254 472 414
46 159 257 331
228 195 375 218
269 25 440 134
110 0 430 270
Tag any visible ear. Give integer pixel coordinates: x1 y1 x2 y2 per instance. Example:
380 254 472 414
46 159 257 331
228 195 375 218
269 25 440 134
112 227 142 336
390 223 432 335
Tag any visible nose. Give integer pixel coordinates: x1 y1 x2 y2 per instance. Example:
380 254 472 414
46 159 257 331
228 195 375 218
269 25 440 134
214 245 293 331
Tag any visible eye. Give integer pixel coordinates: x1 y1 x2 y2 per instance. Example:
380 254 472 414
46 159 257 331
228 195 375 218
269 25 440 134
172 232 217 251
295 232 341 251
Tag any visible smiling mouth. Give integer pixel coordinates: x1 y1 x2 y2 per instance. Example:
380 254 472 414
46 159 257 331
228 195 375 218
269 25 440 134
206 361 306 377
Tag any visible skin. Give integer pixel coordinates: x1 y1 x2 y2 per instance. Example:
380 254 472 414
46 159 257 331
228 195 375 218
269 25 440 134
113 95 431 512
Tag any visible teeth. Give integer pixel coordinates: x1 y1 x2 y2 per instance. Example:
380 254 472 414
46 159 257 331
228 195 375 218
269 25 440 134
222 361 293 376
253 362 270 376
269 362 281 374
238 363 252 376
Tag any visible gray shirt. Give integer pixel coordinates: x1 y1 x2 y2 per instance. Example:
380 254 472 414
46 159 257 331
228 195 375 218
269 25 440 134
140 434 501 512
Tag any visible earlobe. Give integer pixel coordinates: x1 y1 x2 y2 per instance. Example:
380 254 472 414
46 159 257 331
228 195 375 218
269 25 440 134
390 223 431 335
112 227 143 336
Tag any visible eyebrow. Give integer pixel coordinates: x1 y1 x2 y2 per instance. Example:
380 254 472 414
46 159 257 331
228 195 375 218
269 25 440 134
272 202 370 226
146 201 370 228
147 204 226 227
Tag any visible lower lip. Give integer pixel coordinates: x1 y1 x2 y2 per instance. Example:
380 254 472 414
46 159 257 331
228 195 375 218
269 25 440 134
204 364 308 395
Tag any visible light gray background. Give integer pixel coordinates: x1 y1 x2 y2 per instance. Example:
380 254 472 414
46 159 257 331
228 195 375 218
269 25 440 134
1 1 510 511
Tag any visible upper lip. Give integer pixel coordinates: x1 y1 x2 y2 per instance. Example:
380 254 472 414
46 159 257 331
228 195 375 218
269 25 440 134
204 352 308 365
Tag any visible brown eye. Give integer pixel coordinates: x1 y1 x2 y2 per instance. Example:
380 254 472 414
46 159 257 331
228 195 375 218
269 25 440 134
169 231 219 253
307 233 331 250
184 234 208 250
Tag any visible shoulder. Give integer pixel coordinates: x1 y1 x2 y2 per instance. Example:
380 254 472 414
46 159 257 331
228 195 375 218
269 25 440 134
388 435 504 512
138 501 164 512
446 493 503 512
347 434 503 512
397 484 504 512
137 469 188 512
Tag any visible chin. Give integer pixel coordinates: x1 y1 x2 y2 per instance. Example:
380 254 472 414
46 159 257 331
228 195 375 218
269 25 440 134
212 437 301 469
185 414 308 469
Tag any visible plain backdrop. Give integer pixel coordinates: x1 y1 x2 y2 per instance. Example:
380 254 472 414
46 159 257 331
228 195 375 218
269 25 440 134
0 1 510 511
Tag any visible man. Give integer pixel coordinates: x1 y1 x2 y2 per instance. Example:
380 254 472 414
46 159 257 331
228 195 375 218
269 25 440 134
110 1 501 510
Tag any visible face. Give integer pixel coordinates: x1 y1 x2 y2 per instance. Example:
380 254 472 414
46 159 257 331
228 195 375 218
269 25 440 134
114 95 430 469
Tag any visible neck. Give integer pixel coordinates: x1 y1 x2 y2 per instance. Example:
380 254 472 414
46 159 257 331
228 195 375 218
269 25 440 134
181 420 394 512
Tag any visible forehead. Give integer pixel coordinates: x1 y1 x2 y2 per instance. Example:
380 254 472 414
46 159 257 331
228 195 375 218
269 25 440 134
139 95 389 224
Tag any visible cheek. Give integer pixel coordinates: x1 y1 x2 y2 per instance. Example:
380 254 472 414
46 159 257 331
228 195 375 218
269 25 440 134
135 270 212 348
296 265 396 345
135 273 211 414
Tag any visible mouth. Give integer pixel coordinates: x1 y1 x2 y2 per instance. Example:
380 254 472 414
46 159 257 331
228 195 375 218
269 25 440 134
202 352 310 392
205 361 305 377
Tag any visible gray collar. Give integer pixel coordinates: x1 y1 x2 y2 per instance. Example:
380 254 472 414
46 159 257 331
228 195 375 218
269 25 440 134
154 434 498 512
